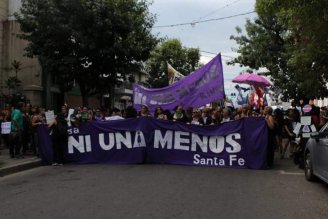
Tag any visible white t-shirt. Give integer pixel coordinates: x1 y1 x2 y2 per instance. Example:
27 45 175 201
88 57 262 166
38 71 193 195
105 116 124 121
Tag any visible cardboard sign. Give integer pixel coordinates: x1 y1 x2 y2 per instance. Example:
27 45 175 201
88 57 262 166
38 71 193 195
1 122 11 134
302 125 310 133
300 116 311 125
302 133 311 138
45 110 55 124
310 124 317 132
293 123 302 135
67 108 75 126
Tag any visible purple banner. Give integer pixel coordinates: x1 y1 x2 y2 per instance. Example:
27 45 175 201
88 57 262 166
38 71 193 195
133 54 225 112
38 117 268 169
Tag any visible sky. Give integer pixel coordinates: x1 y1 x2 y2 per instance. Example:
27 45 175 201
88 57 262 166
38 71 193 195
149 0 258 96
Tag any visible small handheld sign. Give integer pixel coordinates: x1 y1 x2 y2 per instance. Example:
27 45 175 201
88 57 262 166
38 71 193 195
1 122 11 134
302 104 312 113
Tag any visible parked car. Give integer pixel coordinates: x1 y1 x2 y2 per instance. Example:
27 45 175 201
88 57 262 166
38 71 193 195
304 123 328 184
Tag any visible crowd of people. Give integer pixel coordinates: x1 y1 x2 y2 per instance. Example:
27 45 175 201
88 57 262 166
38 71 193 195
1 100 328 168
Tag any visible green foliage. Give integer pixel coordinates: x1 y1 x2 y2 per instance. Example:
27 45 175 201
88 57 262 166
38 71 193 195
5 76 21 91
16 0 159 105
5 60 22 94
229 16 297 98
230 0 328 99
11 60 22 77
145 39 201 88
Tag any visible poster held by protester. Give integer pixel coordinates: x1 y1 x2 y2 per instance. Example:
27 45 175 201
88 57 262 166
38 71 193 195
45 110 55 124
67 109 75 126
301 116 311 125
1 122 11 134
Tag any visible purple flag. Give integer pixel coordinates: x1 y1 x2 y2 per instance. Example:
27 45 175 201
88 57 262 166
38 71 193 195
133 54 225 112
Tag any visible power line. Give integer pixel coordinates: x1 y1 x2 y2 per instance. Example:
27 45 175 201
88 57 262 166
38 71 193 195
153 11 255 28
200 50 236 59
195 0 242 22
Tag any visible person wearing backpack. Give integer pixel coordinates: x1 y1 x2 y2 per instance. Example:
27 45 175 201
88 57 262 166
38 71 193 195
48 106 68 166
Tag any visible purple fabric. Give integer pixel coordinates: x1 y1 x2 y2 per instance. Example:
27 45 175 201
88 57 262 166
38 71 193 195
38 117 268 169
133 54 225 112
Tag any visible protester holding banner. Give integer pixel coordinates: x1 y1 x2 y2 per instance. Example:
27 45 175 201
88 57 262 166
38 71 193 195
125 106 138 118
221 108 232 123
273 108 284 159
281 109 297 159
190 109 201 125
94 108 105 121
241 104 251 118
21 104 31 155
30 106 44 156
154 107 167 120
199 108 212 125
264 106 276 168
48 105 69 166
80 106 92 123
210 108 222 125
139 105 151 117
163 109 173 120
184 107 193 123
172 105 186 122
106 108 124 120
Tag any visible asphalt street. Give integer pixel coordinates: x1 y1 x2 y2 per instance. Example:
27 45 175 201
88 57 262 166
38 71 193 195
0 157 327 219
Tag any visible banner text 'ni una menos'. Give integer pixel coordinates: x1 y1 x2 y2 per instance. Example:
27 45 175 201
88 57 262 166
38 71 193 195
38 117 268 169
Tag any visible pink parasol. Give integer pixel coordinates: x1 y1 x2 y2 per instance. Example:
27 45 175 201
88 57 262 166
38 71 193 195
232 73 271 87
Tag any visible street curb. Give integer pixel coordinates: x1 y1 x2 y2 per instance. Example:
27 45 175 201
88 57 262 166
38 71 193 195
0 159 42 177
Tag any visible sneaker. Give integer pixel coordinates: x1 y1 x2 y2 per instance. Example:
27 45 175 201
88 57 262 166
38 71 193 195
52 163 58 166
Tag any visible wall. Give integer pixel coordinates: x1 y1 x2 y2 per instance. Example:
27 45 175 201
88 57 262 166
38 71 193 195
2 19 43 105
0 0 43 106
0 0 8 97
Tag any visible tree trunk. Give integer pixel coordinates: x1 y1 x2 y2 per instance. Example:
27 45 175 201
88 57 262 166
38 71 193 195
82 94 89 107
78 82 89 107
110 86 115 109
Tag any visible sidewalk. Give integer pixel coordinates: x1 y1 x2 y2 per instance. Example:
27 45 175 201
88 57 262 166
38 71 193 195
0 147 42 177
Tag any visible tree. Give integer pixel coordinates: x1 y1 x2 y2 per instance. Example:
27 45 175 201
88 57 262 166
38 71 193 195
11 60 22 78
5 60 22 95
145 39 201 88
256 0 328 99
16 0 159 106
229 0 328 99
228 15 300 99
